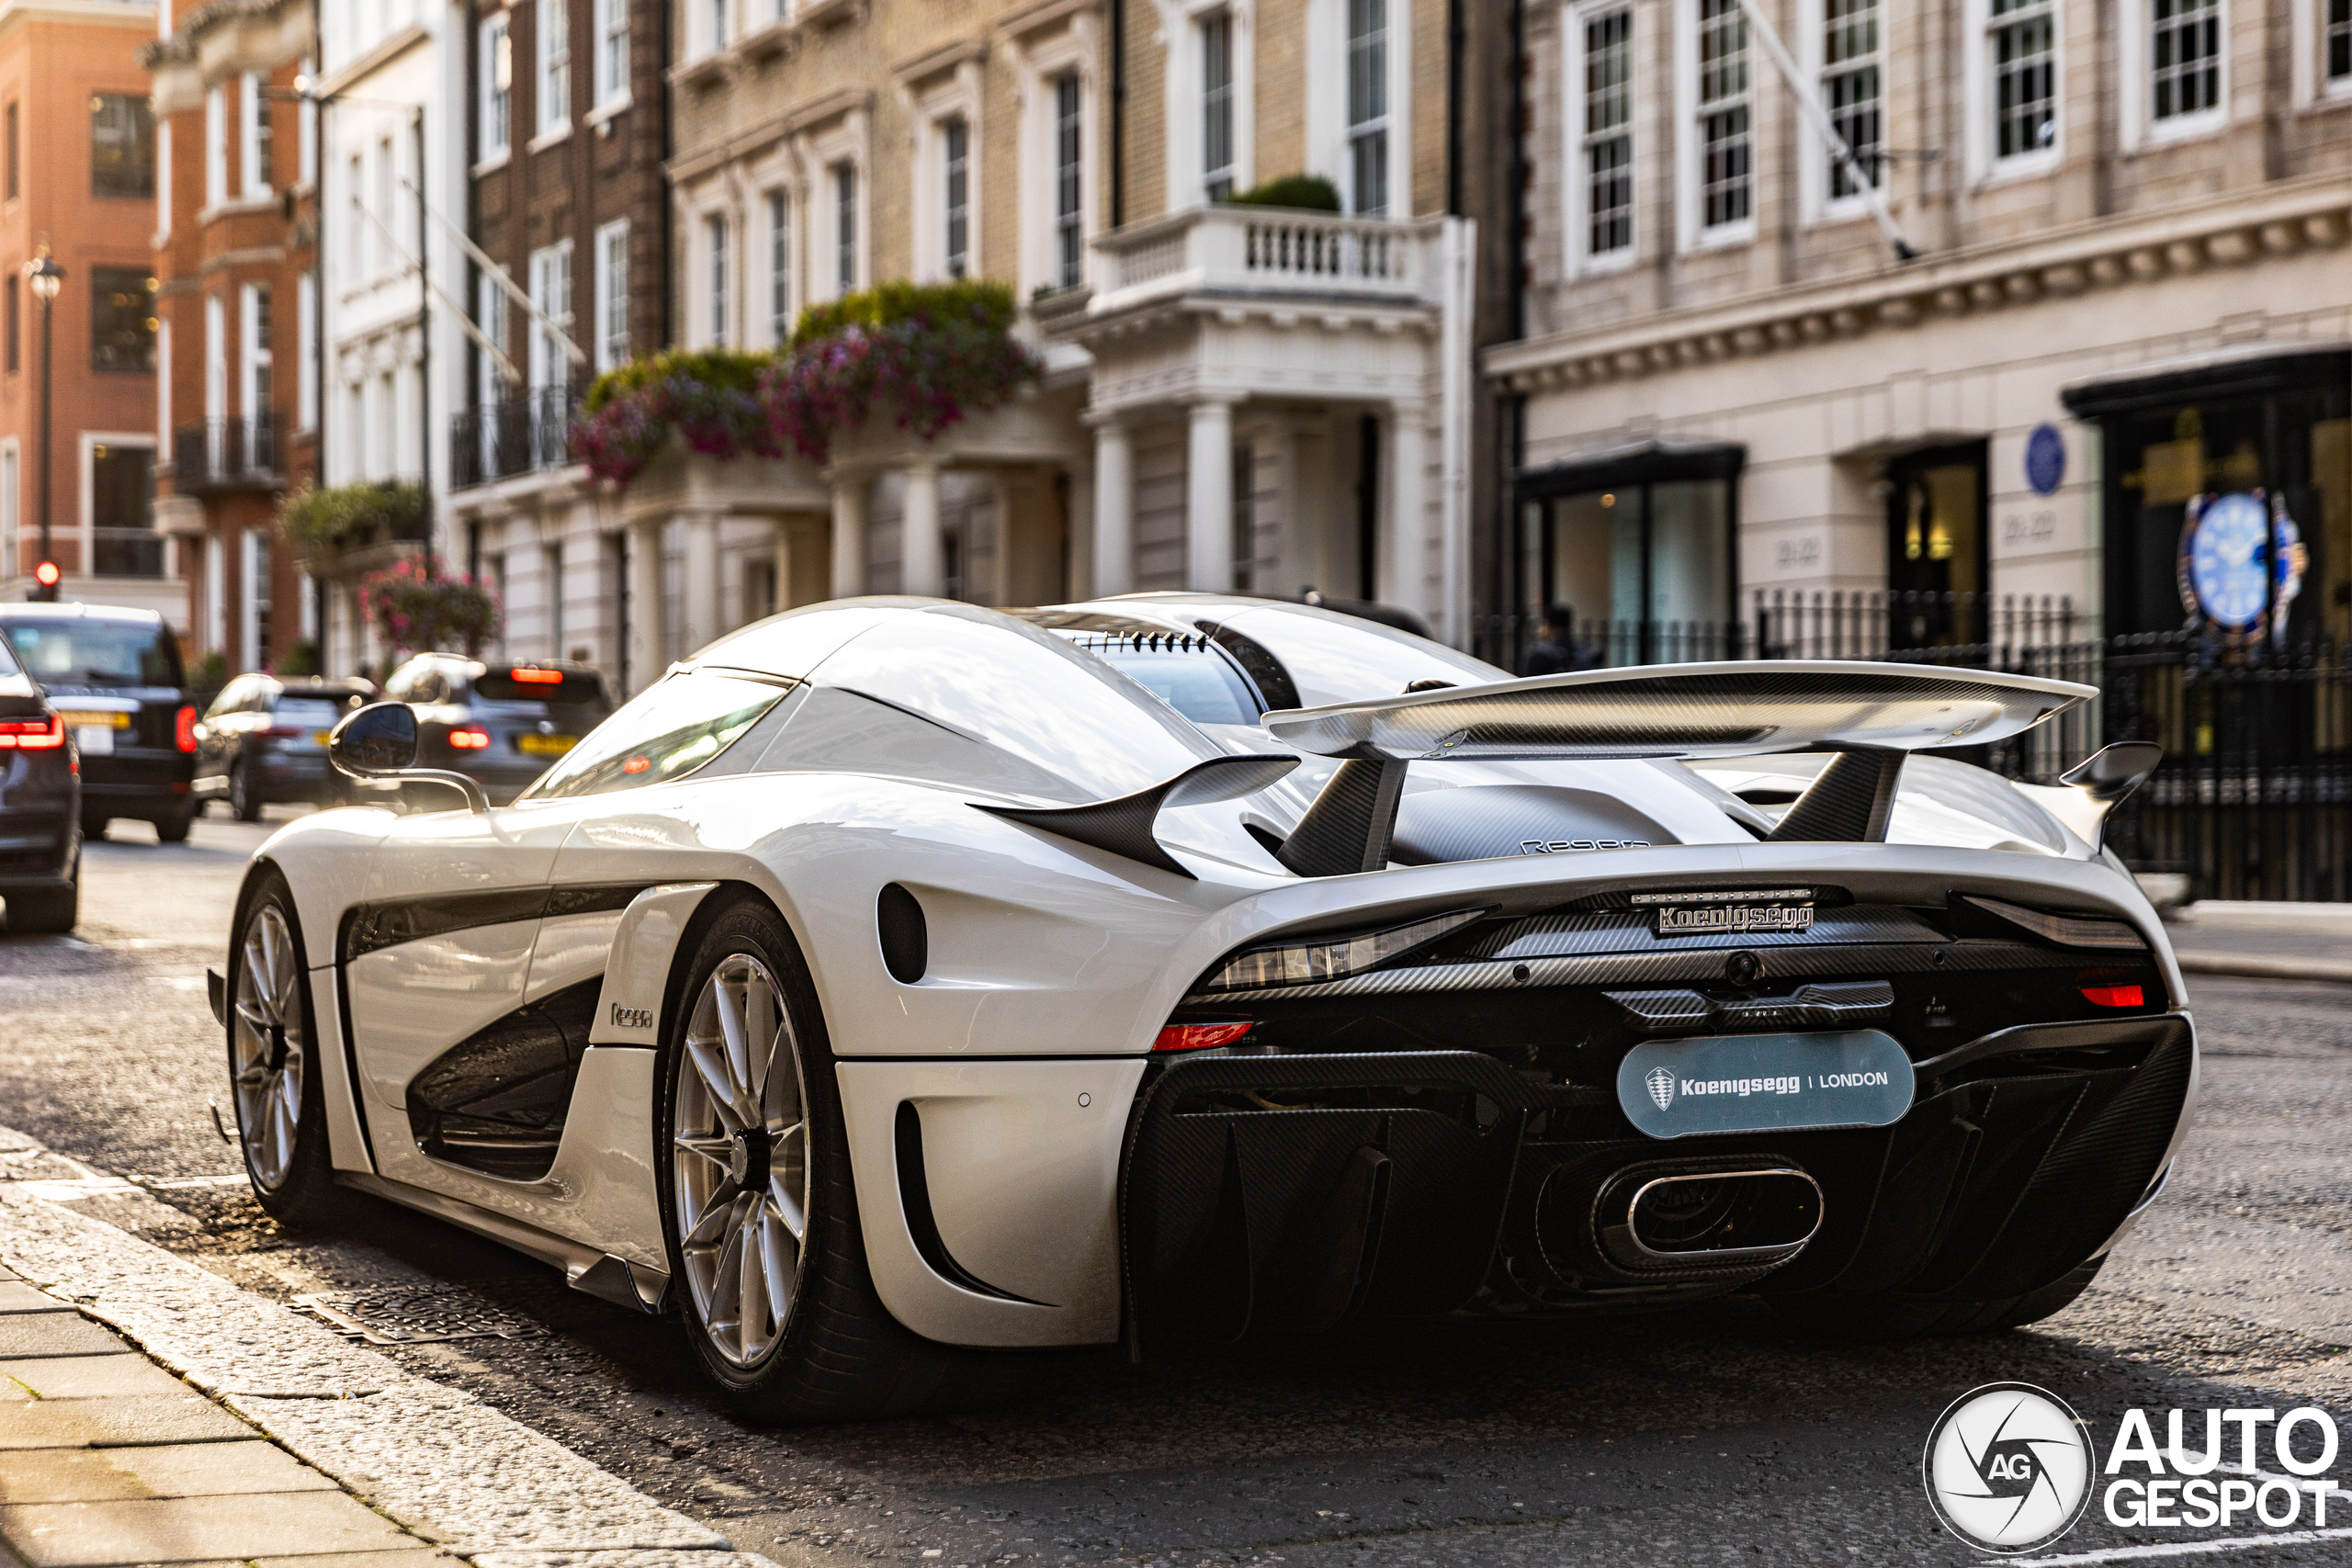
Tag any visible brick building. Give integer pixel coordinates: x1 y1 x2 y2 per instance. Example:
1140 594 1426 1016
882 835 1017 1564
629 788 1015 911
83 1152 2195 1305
444 0 671 692
0 0 172 626
147 0 318 678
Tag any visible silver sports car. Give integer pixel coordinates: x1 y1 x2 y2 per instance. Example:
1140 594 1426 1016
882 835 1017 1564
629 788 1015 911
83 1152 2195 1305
215 594 2191 1421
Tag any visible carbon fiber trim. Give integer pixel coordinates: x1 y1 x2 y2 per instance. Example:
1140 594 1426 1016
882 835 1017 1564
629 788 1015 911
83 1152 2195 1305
1470 904 1941 960
1182 938 2057 1004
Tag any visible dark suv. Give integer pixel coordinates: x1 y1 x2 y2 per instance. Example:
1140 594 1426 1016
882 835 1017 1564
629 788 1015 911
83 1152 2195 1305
0 604 196 841
380 655 613 805
0 628 79 931
194 675 379 819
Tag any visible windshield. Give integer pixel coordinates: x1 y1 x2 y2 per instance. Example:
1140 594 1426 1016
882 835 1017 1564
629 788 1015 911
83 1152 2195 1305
3 619 183 688
525 671 788 798
273 697 351 728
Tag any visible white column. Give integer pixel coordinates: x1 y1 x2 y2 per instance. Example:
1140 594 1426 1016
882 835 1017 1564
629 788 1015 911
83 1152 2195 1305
1185 396 1237 593
683 511 721 655
1091 418 1133 597
1385 402 1429 621
770 518 794 615
830 471 868 600
900 459 944 597
627 517 667 693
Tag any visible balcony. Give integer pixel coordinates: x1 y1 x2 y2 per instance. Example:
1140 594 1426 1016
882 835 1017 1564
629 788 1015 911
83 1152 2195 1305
1087 206 1446 319
171 416 280 492
451 387 578 490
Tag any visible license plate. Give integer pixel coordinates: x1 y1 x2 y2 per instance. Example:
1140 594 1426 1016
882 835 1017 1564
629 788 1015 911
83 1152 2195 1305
59 710 130 730
1635 888 1815 937
74 725 114 756
311 731 333 746
1616 1030 1915 1139
516 733 577 756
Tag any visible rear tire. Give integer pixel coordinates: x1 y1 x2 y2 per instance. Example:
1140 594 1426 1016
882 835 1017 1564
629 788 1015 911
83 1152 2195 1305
153 807 194 843
657 893 1021 1423
229 761 262 823
80 813 108 841
227 870 358 1230
1769 1258 2106 1341
6 866 78 934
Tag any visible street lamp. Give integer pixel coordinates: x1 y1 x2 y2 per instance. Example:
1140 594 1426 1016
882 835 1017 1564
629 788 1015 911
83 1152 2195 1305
23 249 62 602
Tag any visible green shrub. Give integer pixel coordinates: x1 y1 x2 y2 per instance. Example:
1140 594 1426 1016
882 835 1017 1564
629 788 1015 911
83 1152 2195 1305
1225 174 1343 212
277 481 427 558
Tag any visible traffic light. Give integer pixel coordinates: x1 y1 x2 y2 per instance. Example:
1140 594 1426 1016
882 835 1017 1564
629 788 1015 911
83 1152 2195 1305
30 560 58 602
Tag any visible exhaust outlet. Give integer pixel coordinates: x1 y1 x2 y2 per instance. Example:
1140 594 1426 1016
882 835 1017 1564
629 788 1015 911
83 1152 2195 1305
1595 1163 1822 1273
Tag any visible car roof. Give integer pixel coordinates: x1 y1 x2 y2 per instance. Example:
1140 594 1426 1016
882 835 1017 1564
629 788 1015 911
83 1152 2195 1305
0 602 167 626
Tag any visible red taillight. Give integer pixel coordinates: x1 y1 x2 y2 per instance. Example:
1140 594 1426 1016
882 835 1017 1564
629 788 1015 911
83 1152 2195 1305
2081 985 2144 1008
1152 1021 1254 1053
447 727 492 750
175 705 198 752
509 666 563 684
0 713 64 749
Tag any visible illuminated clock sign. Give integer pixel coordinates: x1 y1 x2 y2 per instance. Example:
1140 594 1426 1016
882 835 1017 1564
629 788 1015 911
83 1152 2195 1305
2177 490 2306 638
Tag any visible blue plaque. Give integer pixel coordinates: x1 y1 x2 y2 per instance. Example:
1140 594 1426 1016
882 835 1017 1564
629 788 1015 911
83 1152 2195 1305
1615 1029 1917 1140
2025 423 2065 497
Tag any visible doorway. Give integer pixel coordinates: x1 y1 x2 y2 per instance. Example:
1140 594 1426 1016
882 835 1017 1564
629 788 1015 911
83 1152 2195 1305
1884 442 1988 649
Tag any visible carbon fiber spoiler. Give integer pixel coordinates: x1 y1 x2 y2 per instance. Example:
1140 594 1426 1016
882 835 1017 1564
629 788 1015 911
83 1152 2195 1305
1258 661 2095 877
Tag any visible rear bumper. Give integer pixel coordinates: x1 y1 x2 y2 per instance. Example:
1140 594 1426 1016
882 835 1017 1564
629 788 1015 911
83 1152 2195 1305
82 750 195 816
0 811 76 885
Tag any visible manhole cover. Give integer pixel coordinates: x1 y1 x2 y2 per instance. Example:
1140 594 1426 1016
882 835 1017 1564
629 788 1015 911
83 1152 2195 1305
294 1284 548 1344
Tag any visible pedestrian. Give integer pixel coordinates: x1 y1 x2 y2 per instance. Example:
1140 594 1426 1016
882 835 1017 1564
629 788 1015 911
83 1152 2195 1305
1521 604 1600 676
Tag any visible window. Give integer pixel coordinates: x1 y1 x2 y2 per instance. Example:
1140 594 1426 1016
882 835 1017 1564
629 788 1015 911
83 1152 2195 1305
241 284 272 420
5 276 16 374
481 15 513 159
1579 6 1634 259
526 671 786 799
345 153 364 276
538 0 571 132
594 219 630 370
833 163 856 295
943 118 969 278
90 444 160 578
94 94 155 199
707 0 729 54
707 212 729 344
1202 15 1235 201
240 73 272 196
544 542 565 655
529 242 572 391
6 103 18 202
1695 0 1751 231
1822 0 1882 199
298 272 318 428
1346 0 1388 215
2333 0 2352 86
91 267 156 374
765 192 790 344
2151 0 2221 122
374 136 394 274
597 0 629 104
1053 73 1083 289
1988 0 2056 161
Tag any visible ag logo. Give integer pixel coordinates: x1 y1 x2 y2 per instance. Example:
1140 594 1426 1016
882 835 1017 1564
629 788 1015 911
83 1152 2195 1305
1645 1065 1677 1111
1923 1382 2093 1553
611 1003 655 1031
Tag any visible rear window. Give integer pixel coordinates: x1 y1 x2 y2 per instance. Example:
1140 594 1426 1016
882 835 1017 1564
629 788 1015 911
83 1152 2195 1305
1091 646 1262 726
474 668 609 712
273 697 350 728
3 619 183 688
524 671 786 799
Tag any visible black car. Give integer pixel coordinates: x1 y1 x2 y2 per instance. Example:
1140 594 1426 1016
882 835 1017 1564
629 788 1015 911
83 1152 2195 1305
194 675 379 820
379 654 613 805
0 604 196 841
0 630 79 932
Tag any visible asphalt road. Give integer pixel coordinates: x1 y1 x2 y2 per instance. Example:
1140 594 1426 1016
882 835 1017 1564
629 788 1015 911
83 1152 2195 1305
5 815 2352 1567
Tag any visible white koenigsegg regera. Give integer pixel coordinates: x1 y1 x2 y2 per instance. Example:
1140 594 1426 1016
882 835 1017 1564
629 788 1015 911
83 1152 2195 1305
216 594 2194 1420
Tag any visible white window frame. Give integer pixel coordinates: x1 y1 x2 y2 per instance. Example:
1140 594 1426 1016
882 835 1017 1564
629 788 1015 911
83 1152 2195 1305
1014 20 1100 297
794 115 868 304
1163 0 1253 209
1562 0 1636 276
297 272 317 430
1051 73 1084 288
699 0 730 59
528 240 573 390
1800 0 1884 222
1675 0 1756 250
763 190 792 346
537 0 572 138
595 0 630 108
910 66 984 284
702 209 731 346
831 163 856 296
156 118 172 240
204 292 226 422
239 73 271 198
1343 0 1390 215
1962 0 2060 183
239 282 272 423
2122 0 2227 148
594 218 630 370
204 85 227 209
2290 0 2352 104
480 15 513 164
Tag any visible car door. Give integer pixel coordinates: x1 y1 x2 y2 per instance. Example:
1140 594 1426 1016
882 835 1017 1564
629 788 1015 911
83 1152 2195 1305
193 679 250 792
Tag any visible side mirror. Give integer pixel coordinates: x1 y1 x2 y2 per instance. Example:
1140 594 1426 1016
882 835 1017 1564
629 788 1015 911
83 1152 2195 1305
329 701 419 775
327 701 488 813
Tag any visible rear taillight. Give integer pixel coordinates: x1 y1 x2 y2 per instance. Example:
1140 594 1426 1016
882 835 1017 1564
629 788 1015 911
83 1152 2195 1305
254 725 306 739
1152 1021 1254 1053
175 705 198 752
0 713 65 749
447 727 492 750
2082 985 2144 1008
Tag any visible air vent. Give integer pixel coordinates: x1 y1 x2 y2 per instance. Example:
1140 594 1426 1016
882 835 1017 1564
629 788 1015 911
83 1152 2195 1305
876 884 927 983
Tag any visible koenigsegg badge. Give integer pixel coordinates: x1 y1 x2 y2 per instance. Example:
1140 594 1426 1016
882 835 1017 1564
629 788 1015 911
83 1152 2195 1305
611 1004 654 1030
1616 1030 1915 1139
1645 1065 1677 1111
1634 888 1815 937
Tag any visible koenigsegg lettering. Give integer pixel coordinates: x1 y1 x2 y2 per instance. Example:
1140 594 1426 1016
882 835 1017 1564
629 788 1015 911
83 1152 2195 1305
1654 902 1815 935
611 1004 654 1030
1519 837 1651 853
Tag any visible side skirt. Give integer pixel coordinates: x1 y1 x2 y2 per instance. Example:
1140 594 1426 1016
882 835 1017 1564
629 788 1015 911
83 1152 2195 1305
334 1170 670 1314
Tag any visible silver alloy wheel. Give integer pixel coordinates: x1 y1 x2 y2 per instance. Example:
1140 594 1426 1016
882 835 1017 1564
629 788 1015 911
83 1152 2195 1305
230 904 305 1190
673 952 809 1369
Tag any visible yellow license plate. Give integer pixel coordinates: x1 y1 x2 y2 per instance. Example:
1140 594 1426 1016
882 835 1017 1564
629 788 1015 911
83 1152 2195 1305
60 711 130 729
311 731 334 745
516 733 577 756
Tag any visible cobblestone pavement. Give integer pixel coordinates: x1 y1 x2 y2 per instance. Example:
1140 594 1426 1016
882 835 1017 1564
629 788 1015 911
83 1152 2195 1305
4 813 2351 1566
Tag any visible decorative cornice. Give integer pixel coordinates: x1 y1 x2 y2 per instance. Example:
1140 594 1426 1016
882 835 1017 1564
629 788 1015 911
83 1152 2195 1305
890 36 985 85
666 86 873 183
1485 176 2352 394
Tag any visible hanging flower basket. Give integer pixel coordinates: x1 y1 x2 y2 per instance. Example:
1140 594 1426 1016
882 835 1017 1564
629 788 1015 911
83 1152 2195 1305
358 558 502 659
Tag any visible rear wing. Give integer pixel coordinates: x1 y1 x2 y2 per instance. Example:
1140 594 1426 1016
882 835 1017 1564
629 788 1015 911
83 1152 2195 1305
1261 660 2092 761
1257 661 2096 876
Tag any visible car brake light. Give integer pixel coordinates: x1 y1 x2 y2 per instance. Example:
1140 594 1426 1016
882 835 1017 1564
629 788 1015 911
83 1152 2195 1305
509 667 563 683
1152 1021 1254 1053
254 725 307 739
175 705 198 752
0 713 65 749
448 728 492 750
2081 985 2143 1008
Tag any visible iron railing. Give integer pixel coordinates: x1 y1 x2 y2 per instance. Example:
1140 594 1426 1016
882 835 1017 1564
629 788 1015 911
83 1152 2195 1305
451 386 578 489
171 416 279 490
